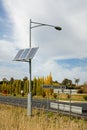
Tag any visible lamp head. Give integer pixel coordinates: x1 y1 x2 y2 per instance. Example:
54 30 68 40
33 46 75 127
55 26 62 31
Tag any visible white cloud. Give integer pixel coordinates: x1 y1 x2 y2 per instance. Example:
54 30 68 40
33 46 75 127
0 40 16 61
32 58 87 84
0 61 28 80
68 10 87 40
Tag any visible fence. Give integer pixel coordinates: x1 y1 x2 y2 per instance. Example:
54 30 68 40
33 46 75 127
50 102 82 114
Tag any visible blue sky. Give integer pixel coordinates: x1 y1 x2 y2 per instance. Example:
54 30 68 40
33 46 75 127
0 0 87 84
56 58 87 70
0 1 13 40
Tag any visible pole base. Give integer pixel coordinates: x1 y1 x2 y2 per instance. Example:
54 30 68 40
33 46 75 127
27 92 32 116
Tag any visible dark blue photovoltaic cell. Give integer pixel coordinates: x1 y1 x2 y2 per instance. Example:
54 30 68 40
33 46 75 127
13 49 24 61
20 49 30 59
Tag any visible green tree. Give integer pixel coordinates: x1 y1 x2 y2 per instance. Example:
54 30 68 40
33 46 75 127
2 78 8 83
24 80 29 94
23 76 28 82
36 77 43 96
2 82 7 93
13 80 22 95
10 77 14 94
32 77 37 96
62 78 72 87
74 78 80 87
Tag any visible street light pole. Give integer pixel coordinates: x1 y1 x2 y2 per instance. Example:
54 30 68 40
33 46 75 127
27 19 62 116
27 19 32 116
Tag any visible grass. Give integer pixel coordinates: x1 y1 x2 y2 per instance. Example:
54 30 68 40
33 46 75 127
52 93 87 101
0 104 87 130
1 92 87 102
33 94 87 102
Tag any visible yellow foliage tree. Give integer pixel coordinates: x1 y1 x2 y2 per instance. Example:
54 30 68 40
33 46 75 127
44 72 52 85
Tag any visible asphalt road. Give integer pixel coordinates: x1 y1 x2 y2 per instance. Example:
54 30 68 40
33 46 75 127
0 95 87 118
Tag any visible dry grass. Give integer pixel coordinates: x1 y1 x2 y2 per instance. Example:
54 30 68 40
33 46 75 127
55 93 87 101
0 104 87 130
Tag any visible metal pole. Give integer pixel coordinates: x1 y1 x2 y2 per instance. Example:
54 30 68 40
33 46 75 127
46 92 49 119
30 19 31 48
27 19 32 116
57 90 59 113
69 89 71 119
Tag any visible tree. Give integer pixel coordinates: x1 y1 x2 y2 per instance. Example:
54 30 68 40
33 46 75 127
44 72 53 85
2 82 7 93
10 77 14 94
23 77 29 94
32 77 37 96
10 77 14 83
24 80 29 94
42 90 46 97
13 80 22 95
62 78 72 87
74 78 80 87
36 77 43 96
2 78 8 83
23 76 28 82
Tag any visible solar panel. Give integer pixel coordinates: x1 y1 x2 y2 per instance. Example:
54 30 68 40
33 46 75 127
13 49 24 61
20 49 30 59
13 47 39 62
26 47 38 60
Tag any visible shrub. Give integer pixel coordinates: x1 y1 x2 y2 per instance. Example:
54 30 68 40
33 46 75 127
42 91 46 97
83 95 87 100
67 94 70 99
13 93 16 96
53 93 57 99
3 90 7 95
21 93 24 96
77 89 83 93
